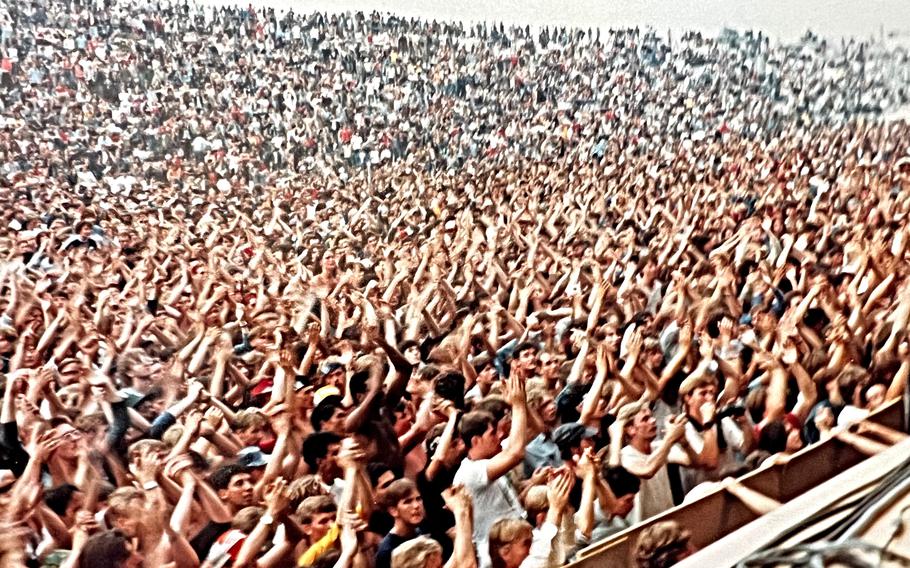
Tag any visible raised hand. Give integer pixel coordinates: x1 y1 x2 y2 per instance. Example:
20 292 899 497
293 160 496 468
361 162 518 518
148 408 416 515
133 447 162 485
503 369 527 406
441 484 473 516
32 433 64 463
595 342 609 375
306 321 321 343
337 438 367 471
665 414 689 442
338 509 367 555
264 477 291 516
575 447 599 479
164 454 196 481
203 407 224 430
546 468 574 513
627 330 643 360
678 320 693 348
699 401 717 425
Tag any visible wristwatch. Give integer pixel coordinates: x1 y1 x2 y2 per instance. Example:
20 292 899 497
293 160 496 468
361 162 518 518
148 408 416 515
260 513 275 526
142 481 159 491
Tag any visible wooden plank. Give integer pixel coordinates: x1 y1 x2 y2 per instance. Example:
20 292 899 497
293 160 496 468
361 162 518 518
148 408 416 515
565 400 905 567
673 434 910 568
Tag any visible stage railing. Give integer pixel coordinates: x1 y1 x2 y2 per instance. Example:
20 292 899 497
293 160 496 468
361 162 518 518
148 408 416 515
564 399 906 567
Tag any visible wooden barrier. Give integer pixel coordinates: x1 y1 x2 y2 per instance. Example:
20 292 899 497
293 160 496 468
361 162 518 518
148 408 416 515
676 433 910 567
565 399 906 567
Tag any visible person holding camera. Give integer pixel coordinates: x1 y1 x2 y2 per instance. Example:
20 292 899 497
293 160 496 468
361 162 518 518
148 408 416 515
674 373 754 496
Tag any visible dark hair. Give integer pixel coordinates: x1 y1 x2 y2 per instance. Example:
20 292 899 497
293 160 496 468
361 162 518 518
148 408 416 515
367 462 394 488
459 410 495 448
425 419 459 455
399 339 419 353
512 342 538 359
186 449 210 472
475 396 509 422
310 399 344 431
302 432 342 471
44 484 80 516
434 371 466 410
555 383 587 423
379 478 419 511
78 530 133 568
603 466 641 498
757 420 788 455
135 385 164 409
349 370 371 397
555 436 582 461
835 365 868 406
209 464 248 491
310 550 342 568
705 312 727 339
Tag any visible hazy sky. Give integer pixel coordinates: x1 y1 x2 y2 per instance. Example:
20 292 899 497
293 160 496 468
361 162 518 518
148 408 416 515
198 0 910 43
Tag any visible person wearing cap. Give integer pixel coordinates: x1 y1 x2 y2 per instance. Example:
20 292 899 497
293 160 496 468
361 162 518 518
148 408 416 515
551 422 598 493
675 370 753 496
310 385 346 434
236 446 270 471
318 358 346 390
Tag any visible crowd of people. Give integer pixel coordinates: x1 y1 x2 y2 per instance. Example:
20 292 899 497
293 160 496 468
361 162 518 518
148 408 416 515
2 0 910 567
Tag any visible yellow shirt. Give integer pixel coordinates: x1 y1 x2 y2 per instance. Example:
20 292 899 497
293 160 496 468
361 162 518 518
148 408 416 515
297 523 341 567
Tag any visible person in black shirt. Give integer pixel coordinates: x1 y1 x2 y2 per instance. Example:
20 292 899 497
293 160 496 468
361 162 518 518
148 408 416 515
1 372 30 477
416 408 464 560
375 478 425 568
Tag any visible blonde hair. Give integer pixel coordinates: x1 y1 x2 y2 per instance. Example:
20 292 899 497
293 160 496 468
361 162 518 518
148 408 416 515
161 425 184 448
392 536 442 568
126 439 165 465
489 518 533 568
233 506 265 533
634 521 692 568
235 408 268 430
287 475 328 510
525 384 550 409
618 401 647 444
523 485 548 522
107 487 145 519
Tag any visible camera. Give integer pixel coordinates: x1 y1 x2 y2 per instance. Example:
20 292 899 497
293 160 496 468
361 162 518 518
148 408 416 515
717 405 746 419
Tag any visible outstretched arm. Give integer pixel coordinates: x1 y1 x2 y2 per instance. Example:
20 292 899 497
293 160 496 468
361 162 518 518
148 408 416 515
486 370 529 481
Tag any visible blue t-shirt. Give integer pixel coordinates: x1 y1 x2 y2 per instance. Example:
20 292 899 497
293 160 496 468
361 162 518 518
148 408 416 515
375 530 421 568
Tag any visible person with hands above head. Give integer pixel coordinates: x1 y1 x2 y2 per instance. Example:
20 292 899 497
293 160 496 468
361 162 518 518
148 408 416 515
674 370 752 496
230 477 296 568
615 401 691 522
2 5 910 568
297 438 370 567
487 468 573 568
453 366 530 567
572 448 640 552
415 400 465 558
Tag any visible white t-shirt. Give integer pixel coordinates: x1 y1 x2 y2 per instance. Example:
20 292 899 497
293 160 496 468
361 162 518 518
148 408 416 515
453 457 525 565
621 444 676 523
679 418 745 495
837 405 868 427
522 522 558 568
